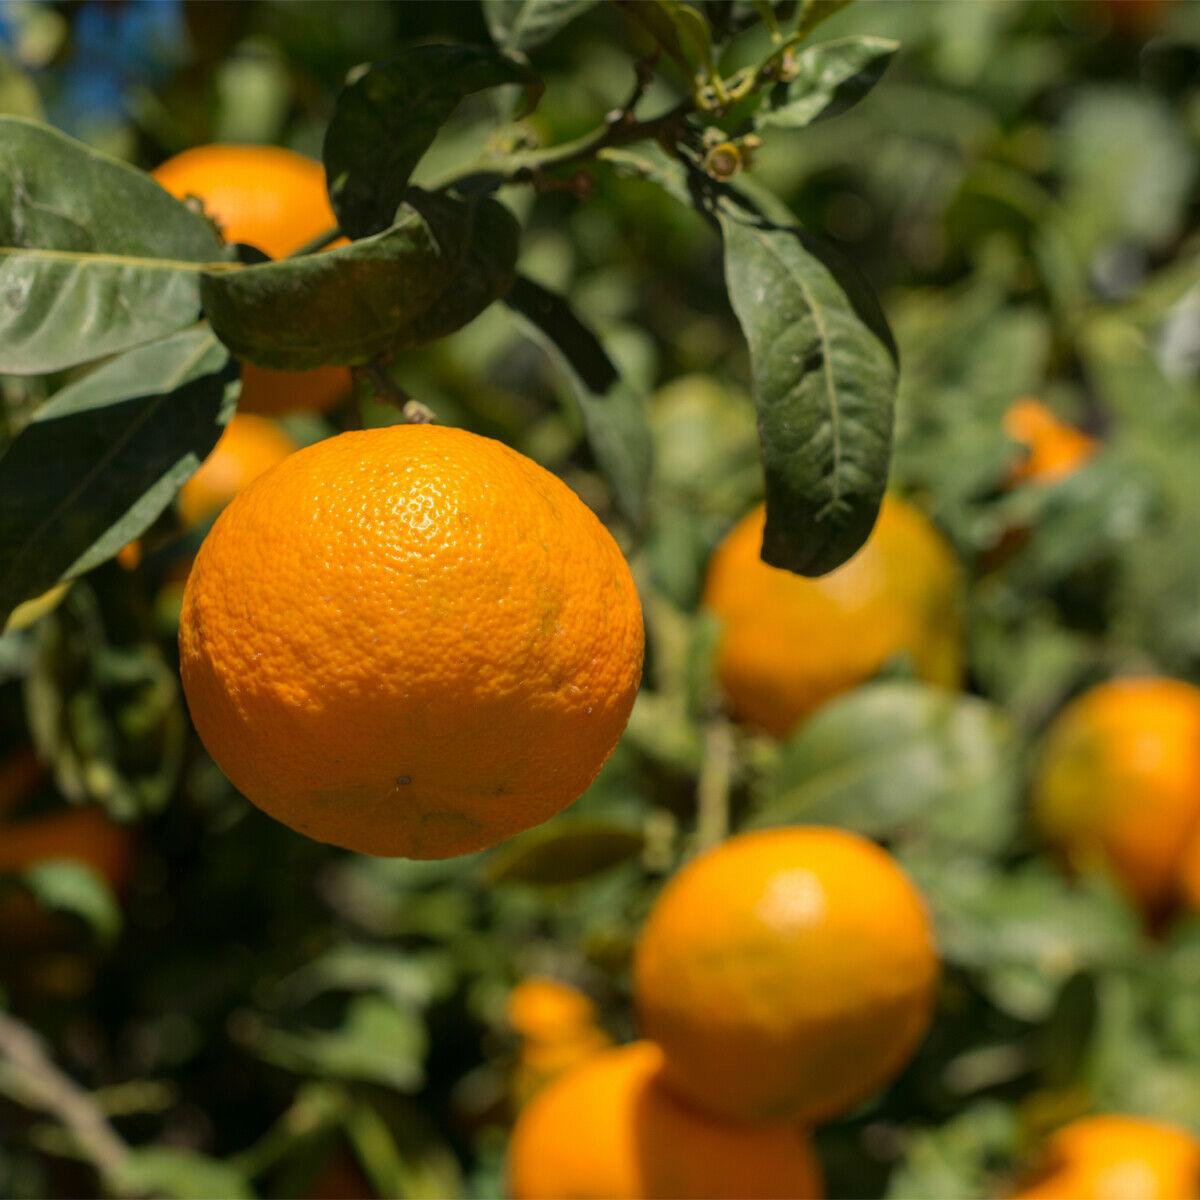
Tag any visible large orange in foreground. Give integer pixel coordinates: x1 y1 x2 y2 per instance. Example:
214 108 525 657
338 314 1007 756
703 496 962 737
634 827 938 1124
1010 1114 1200 1200
1032 677 1200 915
152 144 351 414
508 1041 823 1200
179 424 644 859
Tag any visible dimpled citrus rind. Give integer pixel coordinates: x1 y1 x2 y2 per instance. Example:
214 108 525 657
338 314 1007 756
179 424 644 859
704 496 963 737
508 1041 824 1200
634 827 938 1124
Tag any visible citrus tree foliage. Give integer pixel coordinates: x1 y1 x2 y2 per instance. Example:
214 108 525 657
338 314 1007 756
2 0 1200 1197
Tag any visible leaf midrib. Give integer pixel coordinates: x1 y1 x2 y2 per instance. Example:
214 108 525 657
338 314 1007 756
0 246 240 271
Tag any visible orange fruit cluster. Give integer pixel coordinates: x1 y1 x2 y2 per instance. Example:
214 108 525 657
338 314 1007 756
152 144 351 416
704 496 963 737
1011 1115 1200 1200
179 423 644 859
1032 677 1200 917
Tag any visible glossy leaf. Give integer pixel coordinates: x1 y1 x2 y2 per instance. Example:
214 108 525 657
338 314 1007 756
503 273 651 524
324 45 542 239
485 819 644 885
0 327 237 625
0 116 225 373
757 36 898 131
484 0 599 51
718 206 896 575
753 681 1018 853
202 193 519 370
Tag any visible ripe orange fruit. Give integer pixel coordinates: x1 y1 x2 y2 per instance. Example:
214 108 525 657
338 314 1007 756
1004 398 1096 486
508 978 612 1105
176 414 297 528
703 496 962 737
1032 678 1200 915
1177 827 1200 911
508 1041 824 1200
1010 1115 1200 1200
179 424 643 859
152 144 352 413
634 827 938 1124
0 804 135 894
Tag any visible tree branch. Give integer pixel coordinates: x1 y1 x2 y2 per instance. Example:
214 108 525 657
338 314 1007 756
0 1011 130 1184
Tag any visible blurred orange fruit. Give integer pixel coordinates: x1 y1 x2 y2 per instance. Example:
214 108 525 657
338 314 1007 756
1177 827 1200 911
634 827 938 1124
508 978 612 1105
1011 1114 1200 1200
1004 398 1096 486
703 496 962 737
508 1041 824 1200
179 424 644 859
152 144 352 414
177 414 297 528
1032 677 1200 915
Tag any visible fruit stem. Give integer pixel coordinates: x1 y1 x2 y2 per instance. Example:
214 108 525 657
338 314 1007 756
695 715 734 851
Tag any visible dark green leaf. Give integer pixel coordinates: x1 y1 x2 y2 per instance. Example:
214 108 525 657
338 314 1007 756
115 1150 256 1200
20 860 120 943
757 36 898 131
0 116 224 374
485 819 644 885
485 0 599 51
718 206 897 575
503 274 651 524
324 45 542 239
0 327 237 625
752 681 1018 853
202 194 519 369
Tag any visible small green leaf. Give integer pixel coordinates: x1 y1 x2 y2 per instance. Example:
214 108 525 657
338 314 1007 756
485 819 644 885
757 36 898 131
503 274 651 525
202 193 518 370
324 45 542 240
0 327 237 626
718 206 897 575
249 995 428 1092
115 1149 256 1200
752 681 1018 854
0 116 225 374
484 0 599 52
19 860 120 943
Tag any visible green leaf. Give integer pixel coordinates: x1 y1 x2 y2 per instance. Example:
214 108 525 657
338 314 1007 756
717 206 897 575
201 193 519 370
115 1149 256 1200
324 45 542 240
19 860 120 943
485 819 644 885
752 682 1018 854
484 0 599 51
757 36 898 131
0 116 225 374
503 274 651 525
0 327 237 626
249 995 428 1092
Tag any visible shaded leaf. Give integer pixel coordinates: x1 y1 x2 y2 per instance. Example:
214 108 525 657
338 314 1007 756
718 206 897 575
0 327 237 625
503 273 651 524
752 681 1018 853
324 45 542 240
485 0 599 52
20 860 120 943
757 36 898 131
485 819 644 885
202 193 518 370
250 995 427 1092
115 1149 256 1200
0 116 225 374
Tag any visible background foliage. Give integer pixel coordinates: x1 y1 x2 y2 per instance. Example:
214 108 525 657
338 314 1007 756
0 0 1198 1197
